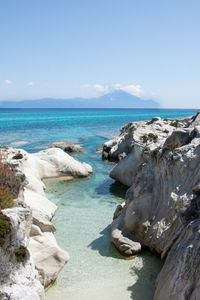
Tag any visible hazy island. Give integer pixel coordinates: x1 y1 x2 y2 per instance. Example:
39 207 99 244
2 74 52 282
0 91 159 109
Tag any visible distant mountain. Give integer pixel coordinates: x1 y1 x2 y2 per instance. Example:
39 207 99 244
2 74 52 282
0 91 160 108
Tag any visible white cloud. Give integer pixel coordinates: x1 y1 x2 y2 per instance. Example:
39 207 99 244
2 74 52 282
112 84 143 97
93 84 109 94
81 83 110 95
5 79 12 85
81 83 144 97
27 81 35 86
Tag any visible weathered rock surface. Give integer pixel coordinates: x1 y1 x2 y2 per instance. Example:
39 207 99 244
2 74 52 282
96 145 103 153
0 147 93 299
64 144 84 153
0 207 44 300
48 142 84 153
29 232 69 288
106 111 200 299
48 141 70 148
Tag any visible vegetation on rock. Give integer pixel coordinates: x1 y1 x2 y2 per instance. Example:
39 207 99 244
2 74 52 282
0 154 22 249
141 133 158 143
15 245 27 262
0 212 11 248
170 120 179 127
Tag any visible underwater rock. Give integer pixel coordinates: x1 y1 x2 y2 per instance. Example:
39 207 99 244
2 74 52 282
64 144 84 153
48 142 84 153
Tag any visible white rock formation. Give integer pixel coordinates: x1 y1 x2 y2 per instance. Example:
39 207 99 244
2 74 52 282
104 112 200 299
0 207 44 300
0 147 93 299
29 232 69 288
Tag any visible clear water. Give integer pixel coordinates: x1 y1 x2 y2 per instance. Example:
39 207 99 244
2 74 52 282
0 108 197 152
0 108 197 300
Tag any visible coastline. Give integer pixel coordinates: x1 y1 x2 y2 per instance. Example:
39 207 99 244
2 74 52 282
103 111 200 299
0 147 92 299
0 109 199 300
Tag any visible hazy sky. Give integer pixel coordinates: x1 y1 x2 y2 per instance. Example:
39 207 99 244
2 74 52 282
0 0 200 108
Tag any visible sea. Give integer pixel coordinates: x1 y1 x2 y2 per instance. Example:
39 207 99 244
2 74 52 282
0 108 197 300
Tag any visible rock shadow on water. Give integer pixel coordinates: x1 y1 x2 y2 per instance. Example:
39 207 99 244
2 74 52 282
127 251 163 300
95 179 127 199
110 180 128 199
88 225 129 260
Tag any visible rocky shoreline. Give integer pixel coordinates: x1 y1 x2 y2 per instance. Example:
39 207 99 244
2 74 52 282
1 111 200 300
103 111 200 299
0 148 92 300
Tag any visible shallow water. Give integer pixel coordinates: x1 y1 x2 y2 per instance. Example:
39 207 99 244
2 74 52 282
45 149 162 300
0 108 197 299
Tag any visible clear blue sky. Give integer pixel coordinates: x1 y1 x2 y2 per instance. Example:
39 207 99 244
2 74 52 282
0 0 200 108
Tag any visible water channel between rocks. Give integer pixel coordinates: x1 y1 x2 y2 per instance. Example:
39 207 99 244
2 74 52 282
45 148 163 300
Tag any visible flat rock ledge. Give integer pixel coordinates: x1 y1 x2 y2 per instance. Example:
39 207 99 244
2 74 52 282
105 111 200 300
0 147 93 300
48 142 84 153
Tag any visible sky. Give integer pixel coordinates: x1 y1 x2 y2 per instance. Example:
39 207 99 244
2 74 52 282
0 0 200 108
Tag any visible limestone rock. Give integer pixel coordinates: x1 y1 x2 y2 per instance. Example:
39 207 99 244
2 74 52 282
29 232 69 288
64 144 84 153
0 207 44 300
48 142 85 153
32 210 56 233
48 141 70 148
30 225 43 237
189 110 200 127
111 204 142 256
106 111 200 299
103 112 200 164
33 148 92 178
96 145 103 152
163 128 193 150
154 220 200 300
0 146 92 299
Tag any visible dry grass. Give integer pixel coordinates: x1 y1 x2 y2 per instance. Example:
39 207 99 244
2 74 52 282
0 155 22 209
0 154 22 248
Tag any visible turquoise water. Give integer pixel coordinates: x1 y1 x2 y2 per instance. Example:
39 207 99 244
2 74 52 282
0 108 197 151
44 152 162 300
0 108 197 299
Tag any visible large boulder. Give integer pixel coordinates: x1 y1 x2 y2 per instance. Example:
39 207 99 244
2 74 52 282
107 112 200 299
29 232 69 288
30 148 92 178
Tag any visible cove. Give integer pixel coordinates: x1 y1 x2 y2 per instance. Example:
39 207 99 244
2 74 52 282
45 135 162 300
1 108 194 299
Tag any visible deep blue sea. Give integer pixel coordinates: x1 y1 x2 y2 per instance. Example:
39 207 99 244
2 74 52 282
0 108 197 300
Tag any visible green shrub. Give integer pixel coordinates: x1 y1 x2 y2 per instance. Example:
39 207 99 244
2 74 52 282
141 134 148 143
0 156 21 210
0 211 12 248
15 245 27 262
141 133 158 143
148 133 158 142
170 120 179 127
0 154 22 249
